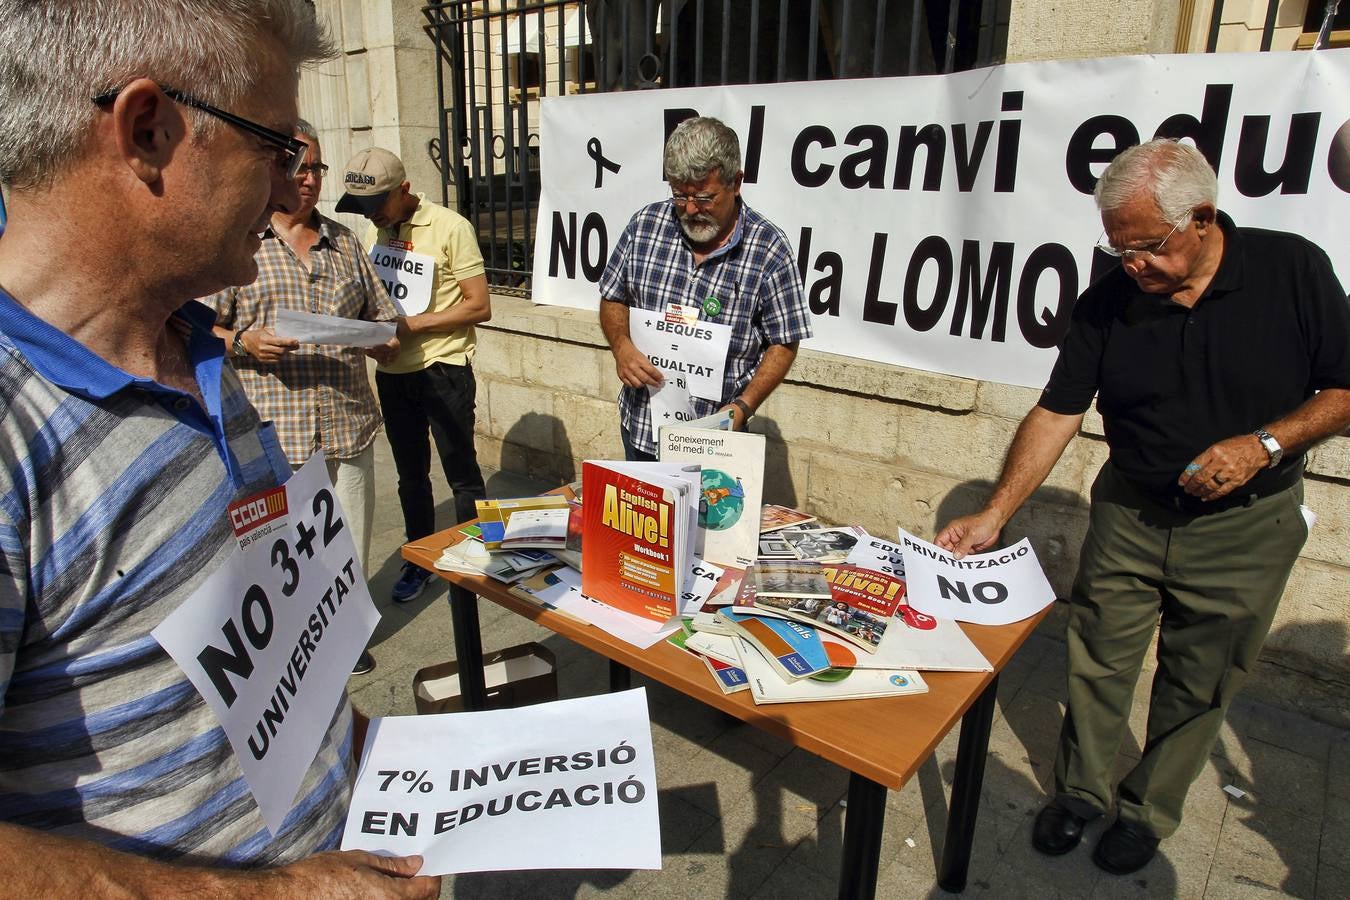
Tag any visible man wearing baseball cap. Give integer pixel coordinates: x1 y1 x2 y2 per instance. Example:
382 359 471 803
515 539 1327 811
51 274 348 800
338 148 491 603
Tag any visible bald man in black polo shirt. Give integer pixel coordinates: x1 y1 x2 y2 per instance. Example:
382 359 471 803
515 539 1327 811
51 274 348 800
936 139 1350 876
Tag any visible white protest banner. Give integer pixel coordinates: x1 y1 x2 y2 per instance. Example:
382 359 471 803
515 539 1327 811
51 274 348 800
153 454 379 832
534 49 1350 388
898 527 1055 626
369 245 435 315
342 688 661 875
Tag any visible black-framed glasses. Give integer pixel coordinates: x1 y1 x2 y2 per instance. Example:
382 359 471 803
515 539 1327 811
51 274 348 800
1096 216 1188 262
295 162 329 178
92 84 306 181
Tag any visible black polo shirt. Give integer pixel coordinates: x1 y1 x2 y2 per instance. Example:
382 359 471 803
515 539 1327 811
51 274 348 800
1039 212 1350 506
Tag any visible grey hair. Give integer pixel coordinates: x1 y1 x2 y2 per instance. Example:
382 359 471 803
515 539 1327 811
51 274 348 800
0 1 335 190
663 116 741 186
1094 138 1219 225
294 117 320 144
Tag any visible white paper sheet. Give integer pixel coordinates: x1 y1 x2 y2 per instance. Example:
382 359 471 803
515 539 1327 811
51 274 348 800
629 306 732 401
681 559 725 615
273 308 397 348
898 528 1056 626
546 567 682 648
152 454 379 833
647 377 697 431
846 535 907 578
342 689 661 874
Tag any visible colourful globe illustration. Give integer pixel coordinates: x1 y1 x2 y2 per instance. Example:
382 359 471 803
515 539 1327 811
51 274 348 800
699 468 745 531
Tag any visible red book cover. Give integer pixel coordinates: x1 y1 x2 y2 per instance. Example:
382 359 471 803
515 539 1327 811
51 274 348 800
581 462 681 622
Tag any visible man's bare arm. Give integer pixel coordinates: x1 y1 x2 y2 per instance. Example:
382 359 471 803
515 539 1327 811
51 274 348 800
0 823 439 899
723 342 798 430
1180 387 1350 501
599 298 662 388
934 405 1083 558
399 274 491 337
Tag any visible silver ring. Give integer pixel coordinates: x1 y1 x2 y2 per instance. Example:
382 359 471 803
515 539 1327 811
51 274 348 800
1213 474 1227 485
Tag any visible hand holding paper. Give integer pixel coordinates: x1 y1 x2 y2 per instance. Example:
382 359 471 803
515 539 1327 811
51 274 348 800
274 309 398 349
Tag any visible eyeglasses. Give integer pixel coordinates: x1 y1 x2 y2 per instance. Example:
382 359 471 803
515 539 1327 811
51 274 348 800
670 189 723 209
1096 216 1188 262
295 162 329 178
92 84 307 181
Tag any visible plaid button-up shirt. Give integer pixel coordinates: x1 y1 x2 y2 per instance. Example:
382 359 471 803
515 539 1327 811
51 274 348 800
202 213 398 464
599 198 812 455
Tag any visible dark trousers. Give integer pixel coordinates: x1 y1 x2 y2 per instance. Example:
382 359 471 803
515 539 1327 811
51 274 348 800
376 362 487 541
1054 462 1307 838
621 426 658 462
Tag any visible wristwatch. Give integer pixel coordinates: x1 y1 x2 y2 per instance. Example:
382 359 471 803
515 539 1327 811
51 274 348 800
231 330 249 359
730 397 753 422
1253 428 1283 468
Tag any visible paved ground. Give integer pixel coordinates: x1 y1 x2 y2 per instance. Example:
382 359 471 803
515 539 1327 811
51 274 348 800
349 437 1350 899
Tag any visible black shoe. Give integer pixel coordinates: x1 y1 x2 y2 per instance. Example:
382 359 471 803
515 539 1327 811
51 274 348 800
1093 820 1160 875
352 650 376 676
1032 802 1088 856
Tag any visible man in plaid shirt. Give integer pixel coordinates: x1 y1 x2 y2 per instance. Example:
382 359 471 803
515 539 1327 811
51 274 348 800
204 120 399 675
599 116 812 459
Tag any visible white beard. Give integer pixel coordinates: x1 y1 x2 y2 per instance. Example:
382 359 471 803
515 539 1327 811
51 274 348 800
679 215 721 244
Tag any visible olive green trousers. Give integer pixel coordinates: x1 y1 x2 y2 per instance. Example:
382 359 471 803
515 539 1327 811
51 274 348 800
1053 463 1307 839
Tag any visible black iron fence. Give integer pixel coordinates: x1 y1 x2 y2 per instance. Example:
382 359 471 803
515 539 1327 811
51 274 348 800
422 0 1011 292
1207 0 1345 53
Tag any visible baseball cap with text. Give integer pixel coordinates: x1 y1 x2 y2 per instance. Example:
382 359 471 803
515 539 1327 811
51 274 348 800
335 147 406 215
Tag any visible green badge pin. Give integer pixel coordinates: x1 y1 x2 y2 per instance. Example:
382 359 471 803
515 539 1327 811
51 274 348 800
702 295 722 317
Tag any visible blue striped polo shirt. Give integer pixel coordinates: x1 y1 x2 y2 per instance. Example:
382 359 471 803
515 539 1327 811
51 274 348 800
0 291 353 865
599 198 813 455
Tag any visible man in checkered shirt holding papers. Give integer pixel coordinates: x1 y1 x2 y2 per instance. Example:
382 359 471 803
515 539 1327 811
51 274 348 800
599 116 812 459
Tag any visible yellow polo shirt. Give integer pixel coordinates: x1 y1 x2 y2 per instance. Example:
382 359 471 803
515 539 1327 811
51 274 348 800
366 194 486 374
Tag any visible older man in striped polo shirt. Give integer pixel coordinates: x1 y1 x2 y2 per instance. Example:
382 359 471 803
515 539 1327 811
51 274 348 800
599 116 813 459
0 1 434 896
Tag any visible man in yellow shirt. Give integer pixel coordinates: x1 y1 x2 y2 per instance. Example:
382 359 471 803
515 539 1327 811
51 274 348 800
336 148 491 602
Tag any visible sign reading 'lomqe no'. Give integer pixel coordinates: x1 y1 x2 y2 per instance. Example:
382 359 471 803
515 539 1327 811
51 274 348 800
154 455 379 833
342 689 661 875
534 49 1350 389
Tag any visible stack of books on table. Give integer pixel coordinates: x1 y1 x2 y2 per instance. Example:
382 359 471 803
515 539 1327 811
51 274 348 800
667 505 994 704
433 494 579 585
431 462 722 649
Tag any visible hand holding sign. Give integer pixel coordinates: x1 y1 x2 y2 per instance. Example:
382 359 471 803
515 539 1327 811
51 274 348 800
342 689 661 875
629 307 731 401
247 849 440 899
899 527 1055 626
